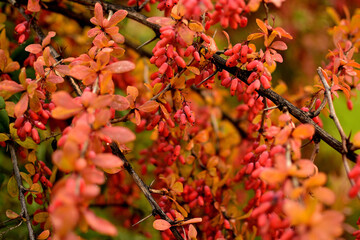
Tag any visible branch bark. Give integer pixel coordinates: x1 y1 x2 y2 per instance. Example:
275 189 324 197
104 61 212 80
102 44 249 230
9 144 35 240
110 143 184 240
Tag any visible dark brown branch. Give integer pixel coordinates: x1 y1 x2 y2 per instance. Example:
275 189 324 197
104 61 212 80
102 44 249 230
9 144 35 240
59 0 359 163
110 143 184 240
211 54 358 163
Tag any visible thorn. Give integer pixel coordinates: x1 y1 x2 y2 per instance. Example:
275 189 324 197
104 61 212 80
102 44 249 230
132 213 153 227
137 36 157 50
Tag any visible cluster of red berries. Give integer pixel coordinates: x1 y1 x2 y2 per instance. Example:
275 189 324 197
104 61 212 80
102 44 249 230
14 21 30 44
150 26 189 86
206 0 249 29
14 102 54 143
174 105 195 129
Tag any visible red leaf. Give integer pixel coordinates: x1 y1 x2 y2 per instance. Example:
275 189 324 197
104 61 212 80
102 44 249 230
99 126 135 144
92 153 123 169
83 209 117 236
103 61 135 73
51 91 83 119
153 219 171 231
14 93 29 118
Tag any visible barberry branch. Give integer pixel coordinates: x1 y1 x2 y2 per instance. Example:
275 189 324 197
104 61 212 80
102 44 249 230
58 0 359 163
9 143 35 240
110 143 184 240
317 67 360 199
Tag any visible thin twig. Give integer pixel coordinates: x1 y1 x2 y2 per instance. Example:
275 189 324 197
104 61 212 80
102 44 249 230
317 67 360 199
9 144 35 240
110 143 184 240
310 97 327 118
310 142 320 162
151 83 171 100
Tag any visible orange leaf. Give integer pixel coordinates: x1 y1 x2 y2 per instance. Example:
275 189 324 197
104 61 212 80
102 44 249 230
92 153 124 169
25 44 42 54
247 33 264 41
312 187 335 205
99 126 135 144
153 219 171 231
37 230 50 240
171 182 183 193
188 224 197 239
0 80 25 100
127 86 139 100
147 17 176 26
103 60 135 73
260 168 287 185
256 19 268 35
188 21 204 32
292 124 315 139
83 209 118 236
27 0 40 12
180 218 202 225
138 100 159 112
303 172 327 188
353 132 360 148
270 41 287 50
14 93 28 118
6 209 19 219
110 95 130 111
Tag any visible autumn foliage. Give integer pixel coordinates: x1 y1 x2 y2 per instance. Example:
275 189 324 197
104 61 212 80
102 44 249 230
1 0 360 239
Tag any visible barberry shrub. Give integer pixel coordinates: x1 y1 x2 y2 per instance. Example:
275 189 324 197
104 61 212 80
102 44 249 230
1 0 360 239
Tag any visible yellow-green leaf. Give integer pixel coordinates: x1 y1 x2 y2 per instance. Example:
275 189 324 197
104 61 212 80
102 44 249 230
7 176 18 197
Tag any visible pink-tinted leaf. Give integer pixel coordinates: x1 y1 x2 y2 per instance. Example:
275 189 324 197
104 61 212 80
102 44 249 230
42 31 56 47
153 219 171 231
93 3 104 26
92 153 123 169
70 65 93 80
88 27 102 38
14 93 29 118
270 41 287 50
27 0 40 12
34 60 45 77
0 80 25 100
147 17 176 26
25 44 42 54
110 95 130 111
4 62 20 73
47 74 64 84
138 100 159 112
99 126 135 144
292 124 315 139
107 10 128 27
256 19 268 34
83 209 117 236
52 91 82 109
103 61 135 73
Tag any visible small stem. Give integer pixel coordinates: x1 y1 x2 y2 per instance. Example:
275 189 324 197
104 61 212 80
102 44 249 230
9 144 35 240
310 142 320 162
310 97 327 118
151 83 171 100
317 67 360 199
92 76 99 93
138 0 150 11
110 143 184 240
